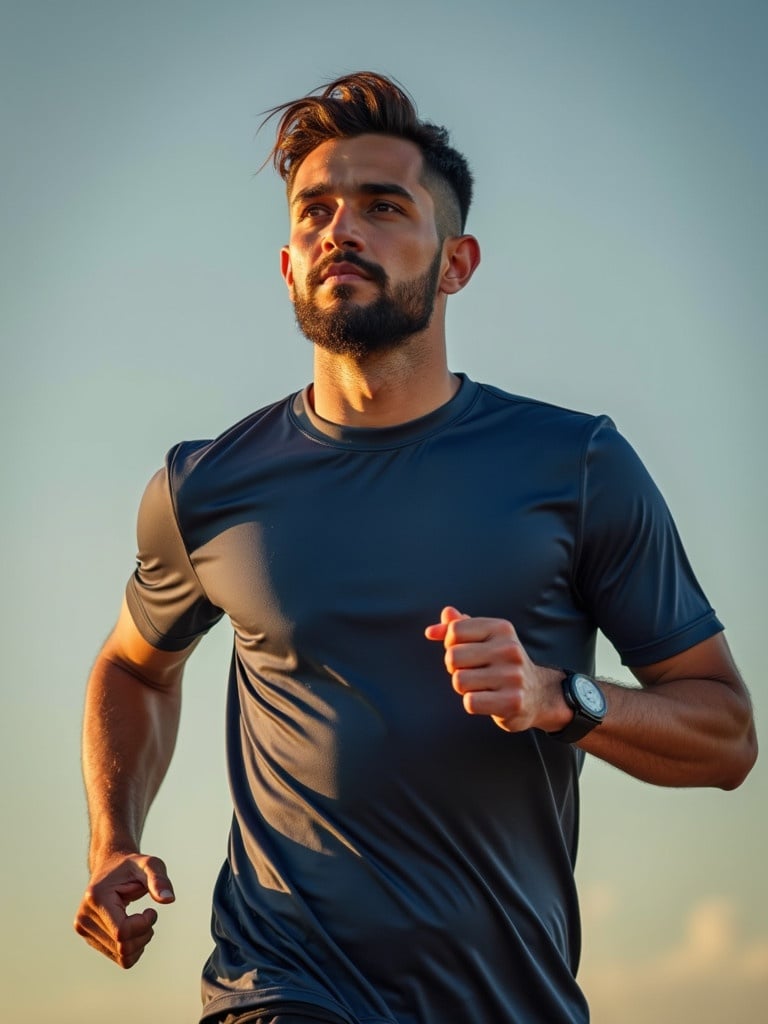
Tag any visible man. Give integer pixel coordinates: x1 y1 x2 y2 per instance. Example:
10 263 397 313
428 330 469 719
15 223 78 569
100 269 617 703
75 72 757 1024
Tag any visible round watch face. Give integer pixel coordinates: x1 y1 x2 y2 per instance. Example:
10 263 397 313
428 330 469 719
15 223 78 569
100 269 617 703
573 674 607 716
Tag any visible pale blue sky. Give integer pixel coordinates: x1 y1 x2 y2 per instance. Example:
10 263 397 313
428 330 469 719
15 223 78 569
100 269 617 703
1 2 766 1021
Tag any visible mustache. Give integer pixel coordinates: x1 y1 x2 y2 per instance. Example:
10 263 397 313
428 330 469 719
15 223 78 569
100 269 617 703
306 252 388 290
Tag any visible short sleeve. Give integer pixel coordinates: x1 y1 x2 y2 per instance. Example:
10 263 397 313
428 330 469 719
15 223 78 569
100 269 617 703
125 445 224 651
574 419 722 666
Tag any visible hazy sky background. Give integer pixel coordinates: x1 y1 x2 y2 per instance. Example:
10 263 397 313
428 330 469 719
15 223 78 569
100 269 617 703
1 2 766 1022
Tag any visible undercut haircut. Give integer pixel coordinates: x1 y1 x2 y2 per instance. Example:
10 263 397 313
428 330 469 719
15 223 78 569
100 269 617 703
263 71 474 238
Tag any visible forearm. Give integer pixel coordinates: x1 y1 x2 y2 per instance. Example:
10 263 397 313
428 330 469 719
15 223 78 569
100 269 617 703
580 673 757 790
427 611 756 791
82 653 181 867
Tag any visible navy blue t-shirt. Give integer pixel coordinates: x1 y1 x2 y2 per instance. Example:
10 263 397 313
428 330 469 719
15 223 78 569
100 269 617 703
126 376 722 1024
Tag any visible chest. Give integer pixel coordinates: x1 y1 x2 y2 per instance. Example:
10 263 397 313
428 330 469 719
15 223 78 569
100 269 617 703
184 439 581 663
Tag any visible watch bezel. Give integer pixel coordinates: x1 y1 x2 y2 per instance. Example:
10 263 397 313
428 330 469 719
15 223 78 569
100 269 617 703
549 671 606 743
568 673 607 720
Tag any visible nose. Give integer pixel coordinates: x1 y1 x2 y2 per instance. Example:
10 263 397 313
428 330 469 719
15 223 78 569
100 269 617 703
321 204 362 253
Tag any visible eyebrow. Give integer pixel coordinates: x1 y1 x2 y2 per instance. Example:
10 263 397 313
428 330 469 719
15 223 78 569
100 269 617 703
291 181 417 209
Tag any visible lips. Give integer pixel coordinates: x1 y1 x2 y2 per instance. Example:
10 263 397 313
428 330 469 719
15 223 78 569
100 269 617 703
320 261 370 283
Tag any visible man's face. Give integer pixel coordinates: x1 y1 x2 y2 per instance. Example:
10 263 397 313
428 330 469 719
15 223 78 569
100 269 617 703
281 134 446 358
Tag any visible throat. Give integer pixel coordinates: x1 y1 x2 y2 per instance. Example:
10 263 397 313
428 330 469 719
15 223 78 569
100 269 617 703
310 352 459 428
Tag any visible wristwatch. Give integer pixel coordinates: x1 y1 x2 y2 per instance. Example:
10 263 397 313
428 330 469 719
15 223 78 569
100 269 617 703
549 671 607 743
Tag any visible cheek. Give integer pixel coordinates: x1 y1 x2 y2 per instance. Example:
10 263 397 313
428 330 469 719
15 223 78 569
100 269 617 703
286 242 314 287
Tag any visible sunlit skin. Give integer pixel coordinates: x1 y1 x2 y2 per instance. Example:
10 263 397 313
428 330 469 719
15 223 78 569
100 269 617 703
280 134 480 427
423 607 755 796
73 130 757 972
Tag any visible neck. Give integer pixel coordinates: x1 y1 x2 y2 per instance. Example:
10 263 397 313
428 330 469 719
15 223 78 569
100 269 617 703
311 340 458 428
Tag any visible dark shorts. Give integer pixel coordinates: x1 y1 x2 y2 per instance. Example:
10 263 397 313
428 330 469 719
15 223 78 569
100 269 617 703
213 1003 349 1024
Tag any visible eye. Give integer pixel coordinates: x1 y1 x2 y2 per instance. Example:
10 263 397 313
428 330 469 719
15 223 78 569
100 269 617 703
299 203 331 221
369 199 402 215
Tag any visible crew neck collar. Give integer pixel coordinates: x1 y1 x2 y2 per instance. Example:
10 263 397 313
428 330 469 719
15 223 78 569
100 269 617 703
290 373 478 450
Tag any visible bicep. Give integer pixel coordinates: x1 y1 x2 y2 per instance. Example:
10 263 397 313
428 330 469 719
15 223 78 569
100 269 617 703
630 633 746 696
100 598 200 690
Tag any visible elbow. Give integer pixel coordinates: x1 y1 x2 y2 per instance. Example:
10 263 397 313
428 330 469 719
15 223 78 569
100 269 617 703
717 725 758 791
715 680 759 790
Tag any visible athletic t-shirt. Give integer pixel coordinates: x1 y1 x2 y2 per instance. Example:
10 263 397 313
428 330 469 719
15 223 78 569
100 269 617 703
126 376 722 1024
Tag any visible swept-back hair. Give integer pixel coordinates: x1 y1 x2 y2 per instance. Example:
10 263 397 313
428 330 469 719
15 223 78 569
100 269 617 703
263 72 473 234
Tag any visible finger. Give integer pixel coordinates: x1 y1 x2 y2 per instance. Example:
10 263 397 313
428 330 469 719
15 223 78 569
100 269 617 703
113 854 174 905
90 907 158 968
77 869 163 943
74 910 141 967
113 924 156 969
446 636 526 674
78 883 136 941
116 907 157 950
450 664 514 695
77 923 118 962
76 885 156 944
448 615 517 644
424 622 447 641
75 854 173 968
425 606 467 641
111 919 159 969
445 640 492 674
441 606 466 624
74 905 112 949
461 687 524 722
451 655 527 698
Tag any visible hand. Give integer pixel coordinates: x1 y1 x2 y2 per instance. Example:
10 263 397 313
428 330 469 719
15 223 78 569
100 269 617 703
425 606 569 733
74 852 175 969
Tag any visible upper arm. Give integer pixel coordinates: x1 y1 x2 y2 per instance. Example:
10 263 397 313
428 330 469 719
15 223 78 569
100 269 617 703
627 634 757 788
630 634 755 749
124 451 223 652
576 421 722 664
630 633 745 692
100 597 201 690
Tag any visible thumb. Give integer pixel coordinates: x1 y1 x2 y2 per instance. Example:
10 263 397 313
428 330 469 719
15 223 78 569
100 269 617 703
143 858 176 904
441 606 467 624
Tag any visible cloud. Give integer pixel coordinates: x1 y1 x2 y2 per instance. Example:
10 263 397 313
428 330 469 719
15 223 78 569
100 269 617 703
578 888 768 1023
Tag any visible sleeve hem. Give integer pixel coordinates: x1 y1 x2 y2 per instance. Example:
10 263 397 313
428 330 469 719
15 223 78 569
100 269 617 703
125 576 210 652
619 611 724 667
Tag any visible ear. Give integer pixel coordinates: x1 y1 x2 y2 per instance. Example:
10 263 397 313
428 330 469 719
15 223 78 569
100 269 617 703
280 246 295 299
438 235 481 295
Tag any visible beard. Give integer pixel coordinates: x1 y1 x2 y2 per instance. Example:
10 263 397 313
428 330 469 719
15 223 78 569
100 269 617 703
292 248 443 359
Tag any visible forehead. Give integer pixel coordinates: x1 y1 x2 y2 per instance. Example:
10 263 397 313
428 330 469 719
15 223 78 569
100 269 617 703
289 134 431 205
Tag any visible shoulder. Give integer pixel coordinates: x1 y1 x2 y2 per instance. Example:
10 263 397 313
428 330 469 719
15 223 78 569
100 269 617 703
163 392 299 491
474 380 608 427
470 379 618 459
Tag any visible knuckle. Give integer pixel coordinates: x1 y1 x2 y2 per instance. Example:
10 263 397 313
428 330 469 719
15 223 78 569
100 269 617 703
83 881 109 907
501 640 524 665
446 619 467 644
500 663 524 687
499 690 523 719
73 909 91 935
115 942 134 967
118 935 150 970
504 692 522 715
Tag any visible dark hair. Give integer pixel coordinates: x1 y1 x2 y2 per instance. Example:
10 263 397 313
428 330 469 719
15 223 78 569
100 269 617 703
263 71 473 235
